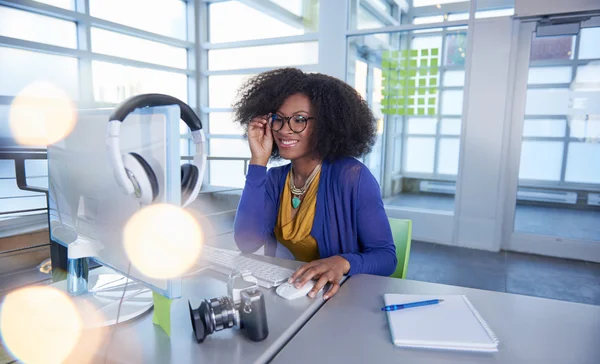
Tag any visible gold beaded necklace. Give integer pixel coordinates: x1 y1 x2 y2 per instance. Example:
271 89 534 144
289 163 321 209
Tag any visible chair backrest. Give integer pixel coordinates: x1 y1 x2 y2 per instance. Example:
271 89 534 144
388 218 412 279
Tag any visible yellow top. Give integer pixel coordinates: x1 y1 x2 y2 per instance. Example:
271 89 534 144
274 169 321 262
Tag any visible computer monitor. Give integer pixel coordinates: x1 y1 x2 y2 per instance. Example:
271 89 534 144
47 105 182 325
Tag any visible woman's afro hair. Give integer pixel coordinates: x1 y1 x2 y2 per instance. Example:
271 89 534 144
232 68 377 161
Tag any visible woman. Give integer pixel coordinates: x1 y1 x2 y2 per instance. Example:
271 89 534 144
232 68 396 300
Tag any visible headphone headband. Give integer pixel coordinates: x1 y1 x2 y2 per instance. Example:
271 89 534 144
109 94 203 131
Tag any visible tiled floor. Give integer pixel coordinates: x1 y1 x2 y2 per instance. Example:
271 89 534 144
385 193 600 241
406 241 600 306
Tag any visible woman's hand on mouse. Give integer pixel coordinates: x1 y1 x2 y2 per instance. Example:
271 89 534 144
288 256 350 300
248 115 273 166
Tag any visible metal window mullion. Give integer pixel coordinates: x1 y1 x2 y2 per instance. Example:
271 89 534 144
197 0 211 182
201 33 319 50
0 36 192 74
207 134 245 140
75 0 93 104
560 31 583 183
433 27 448 177
345 19 469 37
202 64 319 76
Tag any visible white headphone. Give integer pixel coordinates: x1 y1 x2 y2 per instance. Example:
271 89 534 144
105 94 206 207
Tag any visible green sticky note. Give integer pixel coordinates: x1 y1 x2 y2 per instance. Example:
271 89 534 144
407 97 415 106
390 70 399 79
395 107 406 115
410 49 418 58
152 291 173 337
408 69 417 77
382 108 393 115
431 48 439 56
418 88 426 95
420 59 429 67
418 108 425 115
428 98 436 105
418 98 425 105
401 49 409 58
421 49 429 56
407 79 416 88
431 58 439 68
429 87 438 95
382 50 391 58
431 67 439 75
430 78 438 86
399 69 406 77
382 69 391 77
381 98 390 106
407 87 416 96
392 50 399 58
409 59 417 68
428 107 436 115
419 68 428 76
419 79 427 87
408 108 415 116
381 60 390 69
390 60 399 68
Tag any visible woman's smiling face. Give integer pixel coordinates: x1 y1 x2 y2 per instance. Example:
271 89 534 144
271 93 315 161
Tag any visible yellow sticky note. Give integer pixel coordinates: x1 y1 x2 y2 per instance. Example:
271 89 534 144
152 291 173 337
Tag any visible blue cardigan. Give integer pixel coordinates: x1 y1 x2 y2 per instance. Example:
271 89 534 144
233 157 397 276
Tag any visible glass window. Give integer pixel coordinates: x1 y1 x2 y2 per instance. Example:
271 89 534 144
407 118 437 134
25 160 48 177
525 89 569 115
0 6 77 48
445 32 467 66
89 0 187 40
354 60 368 100
437 138 460 175
530 35 574 61
208 74 256 108
91 28 187 69
441 90 463 115
527 67 572 84
92 61 187 104
518 141 563 181
208 42 318 71
180 138 190 157
578 27 600 60
569 119 600 139
372 67 383 117
440 118 461 135
475 8 514 19
209 138 251 158
209 160 245 188
405 137 435 173
270 0 304 16
357 6 391 43
0 47 79 99
209 1 317 43
565 142 600 183
414 15 444 25
34 0 74 9
209 113 245 135
443 70 465 86
413 0 468 6
0 196 47 214
522 119 566 137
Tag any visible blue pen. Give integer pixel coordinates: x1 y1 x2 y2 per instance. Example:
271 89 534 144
381 299 444 311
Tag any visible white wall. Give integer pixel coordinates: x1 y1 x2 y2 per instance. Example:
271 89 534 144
515 0 600 17
453 17 516 251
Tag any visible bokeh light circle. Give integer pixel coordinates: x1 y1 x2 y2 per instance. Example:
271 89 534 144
9 82 76 146
0 286 83 364
123 203 203 279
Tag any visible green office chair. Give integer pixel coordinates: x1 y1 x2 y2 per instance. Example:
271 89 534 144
388 218 412 279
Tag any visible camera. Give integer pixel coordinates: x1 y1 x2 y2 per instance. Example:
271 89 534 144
189 271 269 343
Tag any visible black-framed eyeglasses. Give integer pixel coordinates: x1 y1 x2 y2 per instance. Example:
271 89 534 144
268 113 315 133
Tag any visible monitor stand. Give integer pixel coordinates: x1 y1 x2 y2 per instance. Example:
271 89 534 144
50 265 153 328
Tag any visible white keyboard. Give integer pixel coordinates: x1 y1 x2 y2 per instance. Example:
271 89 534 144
201 246 295 288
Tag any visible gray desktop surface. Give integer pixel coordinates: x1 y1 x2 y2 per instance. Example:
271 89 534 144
273 274 600 364
94 234 325 364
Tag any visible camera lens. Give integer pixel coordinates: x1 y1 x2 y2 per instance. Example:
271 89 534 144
189 297 238 343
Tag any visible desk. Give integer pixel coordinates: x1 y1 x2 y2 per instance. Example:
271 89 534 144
273 274 600 364
92 235 323 364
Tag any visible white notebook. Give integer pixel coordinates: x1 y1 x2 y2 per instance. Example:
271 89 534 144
384 294 499 352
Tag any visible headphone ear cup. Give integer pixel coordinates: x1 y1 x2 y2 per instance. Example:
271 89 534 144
123 153 159 204
181 163 199 205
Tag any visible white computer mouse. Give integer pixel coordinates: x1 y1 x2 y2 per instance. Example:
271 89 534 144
276 281 316 300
